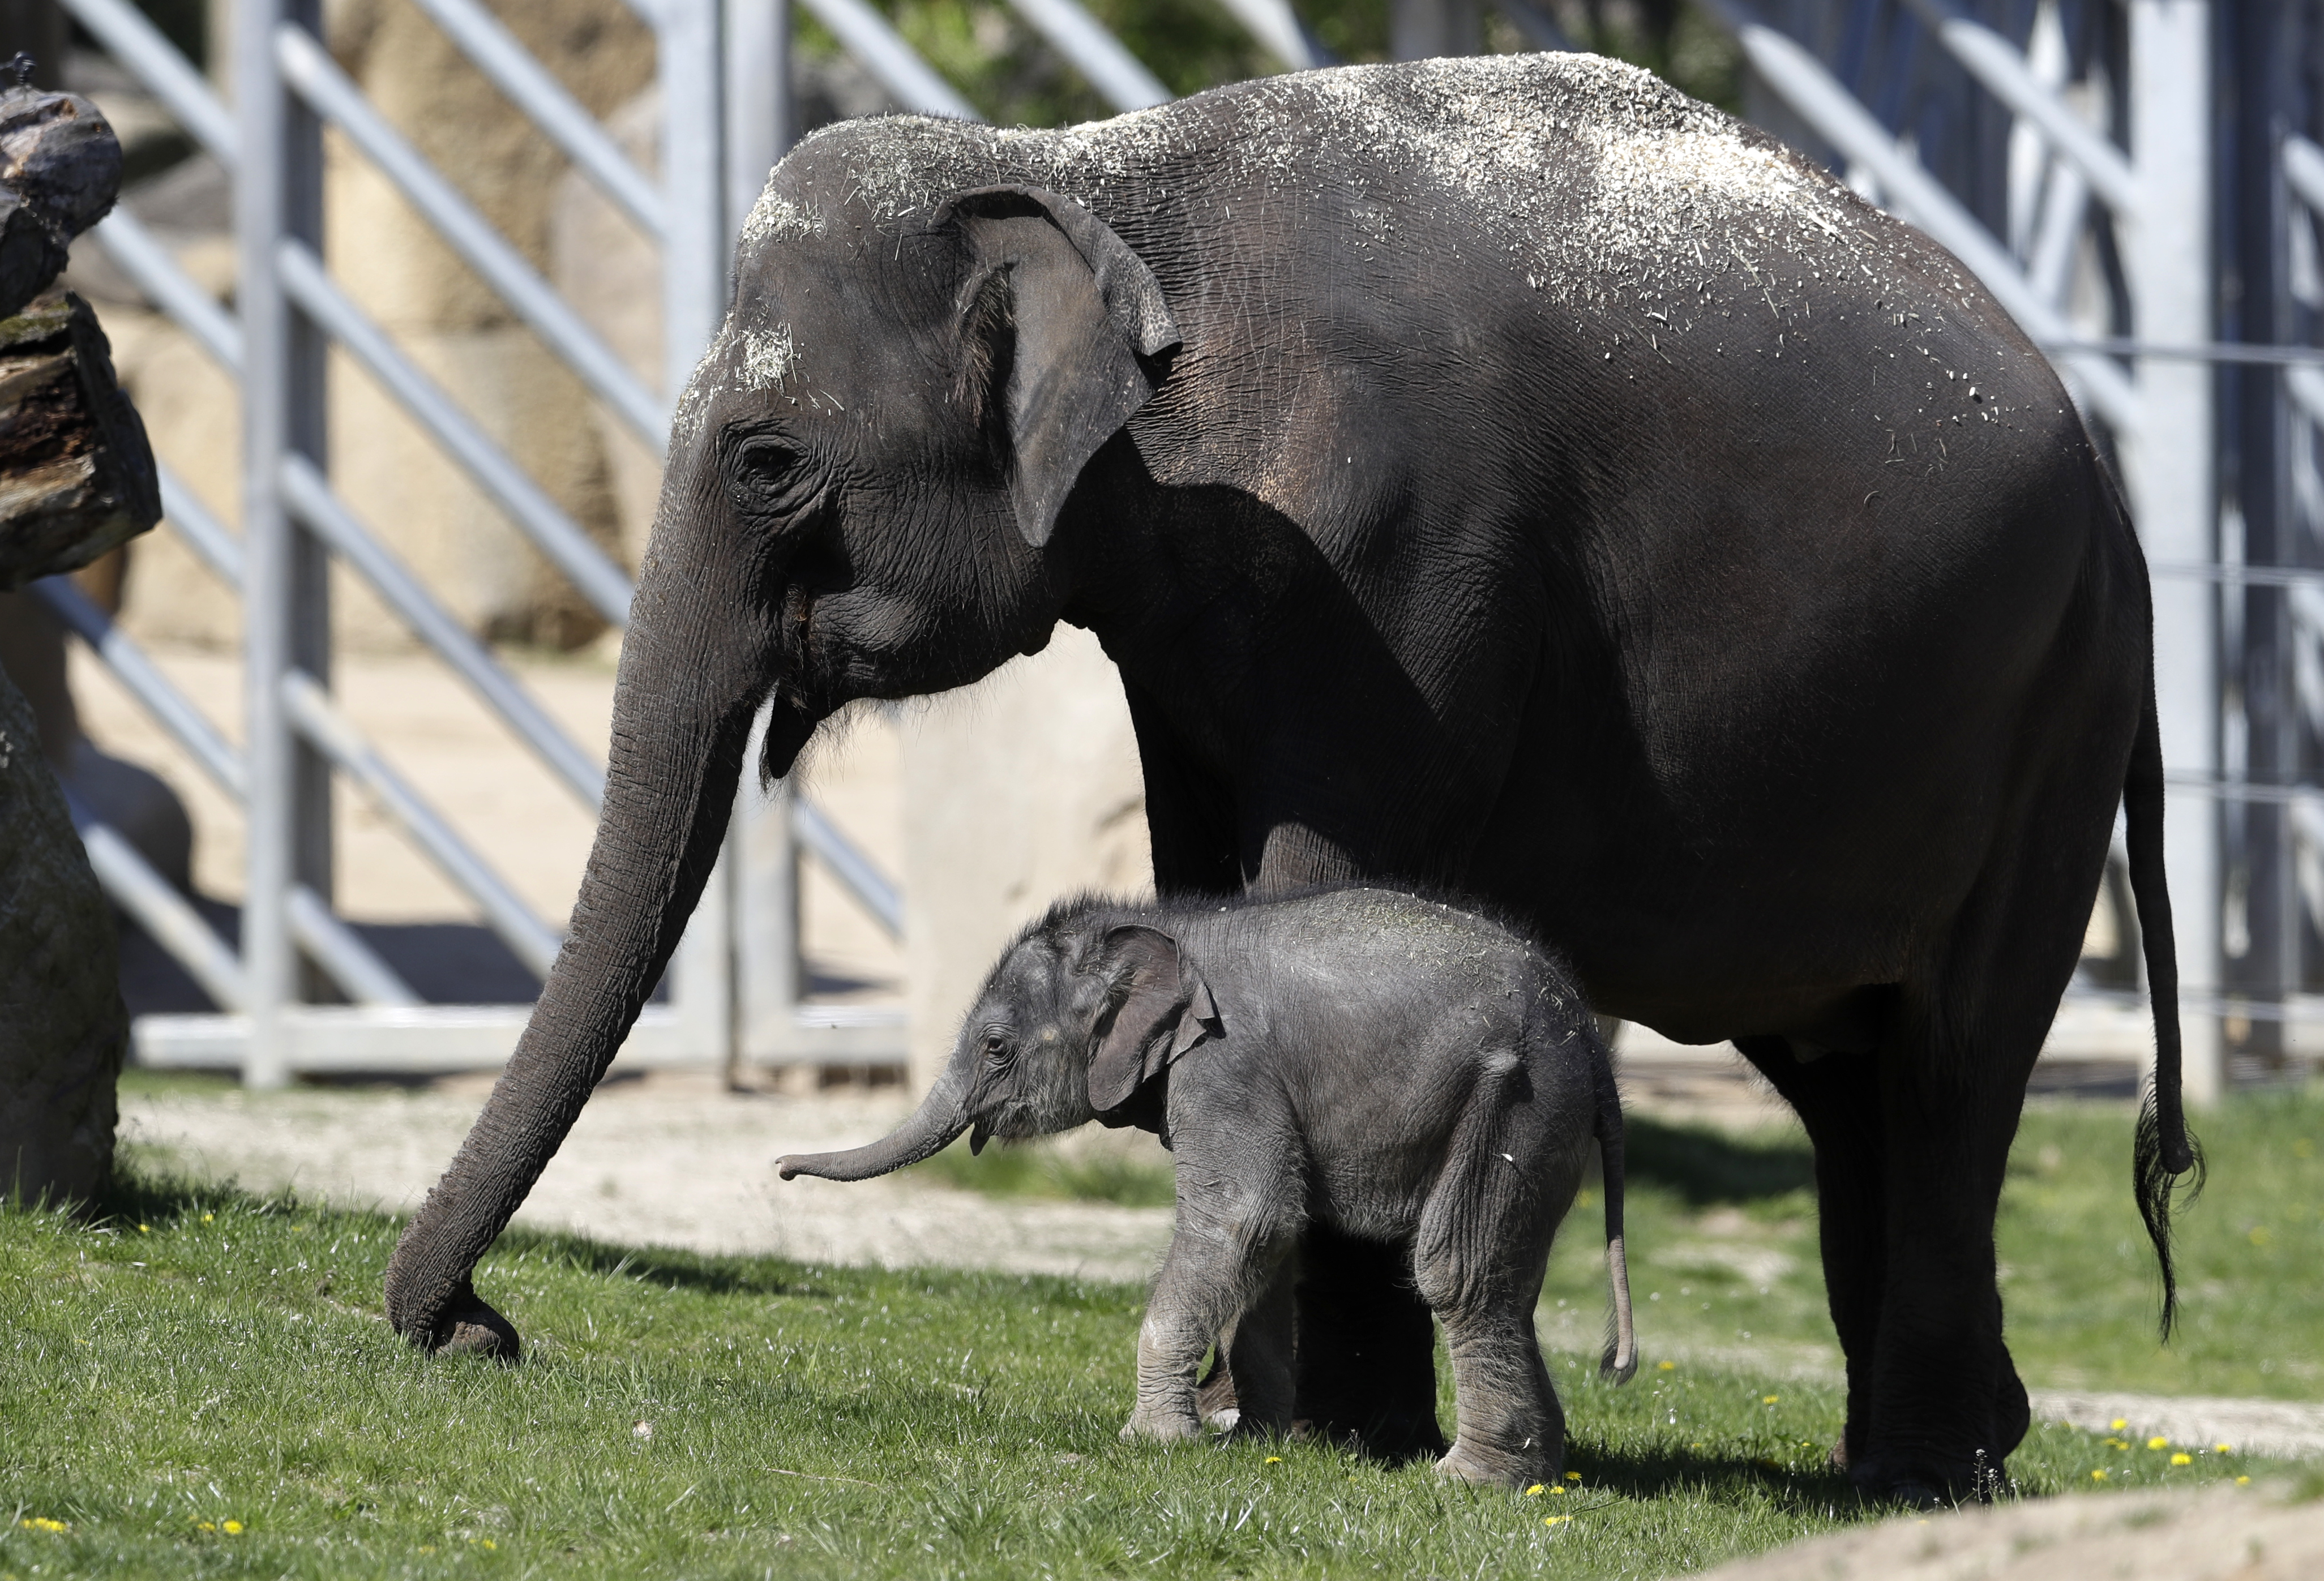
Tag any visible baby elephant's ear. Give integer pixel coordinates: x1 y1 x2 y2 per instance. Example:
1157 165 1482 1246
1087 925 1223 1115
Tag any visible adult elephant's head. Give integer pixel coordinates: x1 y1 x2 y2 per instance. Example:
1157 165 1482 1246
382 166 1180 1355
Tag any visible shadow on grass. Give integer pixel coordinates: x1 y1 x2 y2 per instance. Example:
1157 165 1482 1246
1624 1116 1816 1205
1567 1441 1873 1514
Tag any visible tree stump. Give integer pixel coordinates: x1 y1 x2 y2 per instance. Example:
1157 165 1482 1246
0 658 125 1204
0 79 144 1206
0 289 161 589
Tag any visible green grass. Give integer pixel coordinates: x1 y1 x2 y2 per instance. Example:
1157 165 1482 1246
908 1134 1179 1208
2 1102 2294 1580
909 1083 2324 1401
1527 1084 2324 1404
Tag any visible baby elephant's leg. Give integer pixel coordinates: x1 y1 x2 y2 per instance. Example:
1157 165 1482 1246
1429 1291 1563 1489
1414 1086 1574 1489
1124 1231 1266 1444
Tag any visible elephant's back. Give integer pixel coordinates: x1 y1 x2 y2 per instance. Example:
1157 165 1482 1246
767 55 1959 327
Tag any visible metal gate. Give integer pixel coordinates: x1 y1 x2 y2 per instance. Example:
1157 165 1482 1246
43 0 2309 1096
40 0 1312 1085
39 0 917 1083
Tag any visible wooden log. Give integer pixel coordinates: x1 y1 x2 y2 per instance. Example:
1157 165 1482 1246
0 289 161 589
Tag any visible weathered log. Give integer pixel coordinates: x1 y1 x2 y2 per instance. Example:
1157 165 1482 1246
0 83 121 320
0 289 161 588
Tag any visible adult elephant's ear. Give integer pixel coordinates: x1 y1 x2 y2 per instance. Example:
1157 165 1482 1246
931 185 1180 547
1086 924 1222 1115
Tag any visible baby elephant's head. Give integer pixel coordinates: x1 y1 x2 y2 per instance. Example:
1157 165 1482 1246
775 910 1222 1184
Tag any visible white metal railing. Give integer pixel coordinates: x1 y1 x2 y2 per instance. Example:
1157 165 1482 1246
48 0 942 1081
52 0 1325 1083
62 0 2254 1086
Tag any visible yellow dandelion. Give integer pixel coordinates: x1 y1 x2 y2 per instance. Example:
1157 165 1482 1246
1523 1484 1545 1496
480 1539 497 1549
2171 1453 2192 1466
138 1224 149 1233
1543 1514 1571 1527
1265 1456 1283 1465
2111 1417 2128 1431
2091 1469 2108 1481
202 1212 213 1223
2237 1476 2252 1486
222 1520 243 1535
1657 1360 1676 1372
2216 1443 2233 1454
2147 1436 2170 1451
1550 1485 1567 1496
196 1522 215 1533
19 1518 67 1533
1565 1472 1581 1481
1762 1395 1779 1405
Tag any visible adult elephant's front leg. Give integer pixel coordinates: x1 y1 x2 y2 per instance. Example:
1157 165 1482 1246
1292 1226 1448 1459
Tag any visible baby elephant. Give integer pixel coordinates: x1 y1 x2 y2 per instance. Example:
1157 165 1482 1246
777 886 1637 1488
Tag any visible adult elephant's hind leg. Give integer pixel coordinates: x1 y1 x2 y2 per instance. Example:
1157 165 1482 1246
1852 828 2103 1500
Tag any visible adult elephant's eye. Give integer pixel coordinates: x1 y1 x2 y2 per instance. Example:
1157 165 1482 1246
729 438 803 511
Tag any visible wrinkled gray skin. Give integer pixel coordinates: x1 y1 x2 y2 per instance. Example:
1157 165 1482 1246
777 888 1638 1490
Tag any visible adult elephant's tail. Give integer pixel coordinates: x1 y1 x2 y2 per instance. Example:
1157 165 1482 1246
2125 659 2205 1340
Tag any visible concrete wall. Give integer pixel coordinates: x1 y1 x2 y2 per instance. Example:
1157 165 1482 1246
899 627 1153 1089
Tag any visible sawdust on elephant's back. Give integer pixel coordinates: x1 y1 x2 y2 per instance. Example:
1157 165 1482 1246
744 54 1967 331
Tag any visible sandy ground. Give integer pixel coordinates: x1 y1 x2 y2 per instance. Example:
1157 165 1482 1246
1691 1481 2324 1580
119 1070 1174 1283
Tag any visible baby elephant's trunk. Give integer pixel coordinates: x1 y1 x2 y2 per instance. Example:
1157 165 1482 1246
776 1071 969 1182
1594 1035 1639 1383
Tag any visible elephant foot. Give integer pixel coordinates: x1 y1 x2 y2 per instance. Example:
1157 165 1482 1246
433 1290 521 1363
1434 1437 1554 1492
1120 1409 1202 1445
1850 1451 1982 1508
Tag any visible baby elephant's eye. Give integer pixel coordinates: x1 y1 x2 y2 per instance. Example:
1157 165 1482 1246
980 1032 1009 1061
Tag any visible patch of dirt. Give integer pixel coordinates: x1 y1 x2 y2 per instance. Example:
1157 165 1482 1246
1687 1482 2324 1581
118 1070 1172 1282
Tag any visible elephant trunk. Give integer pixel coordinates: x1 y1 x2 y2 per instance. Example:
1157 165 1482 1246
383 544 811 1349
776 1066 971 1182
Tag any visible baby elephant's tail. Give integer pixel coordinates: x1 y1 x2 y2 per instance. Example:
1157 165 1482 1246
1593 1028 1638 1383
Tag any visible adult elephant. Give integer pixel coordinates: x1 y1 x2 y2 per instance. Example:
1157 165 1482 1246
385 53 2195 1500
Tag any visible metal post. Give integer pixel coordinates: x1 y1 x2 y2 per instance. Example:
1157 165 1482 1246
2127 0 2224 1103
726 0 792 252
739 773 801 1064
661 0 739 1061
238 0 332 1087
